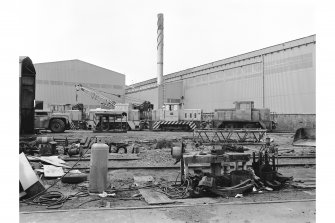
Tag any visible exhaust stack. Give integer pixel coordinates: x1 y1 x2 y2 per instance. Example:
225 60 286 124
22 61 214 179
157 13 164 108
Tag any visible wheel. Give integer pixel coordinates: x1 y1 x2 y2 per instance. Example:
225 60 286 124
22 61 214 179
50 119 66 133
116 147 127 154
102 122 109 131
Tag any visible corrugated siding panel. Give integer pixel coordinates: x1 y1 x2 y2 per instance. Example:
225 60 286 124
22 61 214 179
35 60 125 108
183 61 263 112
264 43 315 113
165 81 183 102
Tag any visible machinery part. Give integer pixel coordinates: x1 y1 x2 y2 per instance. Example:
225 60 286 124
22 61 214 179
64 144 83 157
39 141 58 156
61 172 88 184
19 141 38 155
49 119 66 133
109 145 118 153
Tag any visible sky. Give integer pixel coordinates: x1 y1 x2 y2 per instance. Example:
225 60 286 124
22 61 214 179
16 0 316 85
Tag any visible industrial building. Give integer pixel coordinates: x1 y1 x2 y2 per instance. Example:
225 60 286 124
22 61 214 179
126 35 316 131
34 59 125 109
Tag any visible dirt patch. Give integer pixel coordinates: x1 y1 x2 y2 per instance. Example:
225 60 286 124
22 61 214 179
164 206 216 223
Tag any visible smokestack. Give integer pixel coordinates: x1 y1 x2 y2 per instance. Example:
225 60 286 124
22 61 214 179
157 13 164 108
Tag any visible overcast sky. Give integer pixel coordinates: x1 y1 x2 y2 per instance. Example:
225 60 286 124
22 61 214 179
18 0 315 85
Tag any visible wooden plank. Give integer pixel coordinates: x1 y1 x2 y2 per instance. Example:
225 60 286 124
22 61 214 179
38 157 70 168
139 189 175 205
63 156 140 161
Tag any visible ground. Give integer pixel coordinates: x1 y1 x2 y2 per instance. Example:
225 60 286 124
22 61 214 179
19 130 316 222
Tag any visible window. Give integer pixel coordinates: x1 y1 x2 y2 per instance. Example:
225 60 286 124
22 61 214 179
35 112 48 116
185 113 187 118
194 113 197 118
190 113 192 118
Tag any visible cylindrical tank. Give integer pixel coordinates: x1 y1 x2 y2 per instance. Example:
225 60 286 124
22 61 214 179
36 137 54 144
89 143 109 193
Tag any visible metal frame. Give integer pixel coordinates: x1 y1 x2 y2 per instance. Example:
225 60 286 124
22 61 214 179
93 113 127 133
193 128 267 144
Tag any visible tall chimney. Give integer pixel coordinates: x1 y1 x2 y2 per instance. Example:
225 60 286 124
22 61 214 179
157 13 164 108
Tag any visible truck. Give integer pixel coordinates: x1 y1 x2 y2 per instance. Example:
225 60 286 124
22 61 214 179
34 110 72 133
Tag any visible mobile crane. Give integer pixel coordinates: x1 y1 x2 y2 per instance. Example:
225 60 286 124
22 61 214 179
75 84 119 109
75 84 153 131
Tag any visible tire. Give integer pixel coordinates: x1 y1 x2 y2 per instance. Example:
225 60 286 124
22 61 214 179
50 119 66 133
116 147 127 154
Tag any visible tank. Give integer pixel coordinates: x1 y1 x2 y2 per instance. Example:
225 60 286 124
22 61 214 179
89 143 109 193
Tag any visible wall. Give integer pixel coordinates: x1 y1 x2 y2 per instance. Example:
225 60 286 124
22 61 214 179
275 114 316 132
35 60 125 109
126 35 316 116
264 44 315 113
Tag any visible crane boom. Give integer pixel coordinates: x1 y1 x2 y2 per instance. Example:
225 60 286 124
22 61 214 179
75 84 117 108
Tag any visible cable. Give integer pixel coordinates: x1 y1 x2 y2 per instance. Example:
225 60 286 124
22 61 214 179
20 147 91 209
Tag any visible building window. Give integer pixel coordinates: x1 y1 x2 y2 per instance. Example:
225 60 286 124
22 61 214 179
190 113 192 118
194 113 197 118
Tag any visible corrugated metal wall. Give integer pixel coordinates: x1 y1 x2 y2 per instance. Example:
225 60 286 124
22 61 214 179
264 44 315 113
35 60 125 109
183 58 263 112
165 81 183 103
125 35 316 114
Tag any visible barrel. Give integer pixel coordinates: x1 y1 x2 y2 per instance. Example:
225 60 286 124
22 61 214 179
89 143 109 193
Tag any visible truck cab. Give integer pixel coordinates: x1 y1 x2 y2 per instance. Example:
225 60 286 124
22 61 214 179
34 110 71 133
160 103 202 122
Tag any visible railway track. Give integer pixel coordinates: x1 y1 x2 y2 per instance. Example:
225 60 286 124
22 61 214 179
71 164 315 170
62 155 316 162
61 154 315 170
